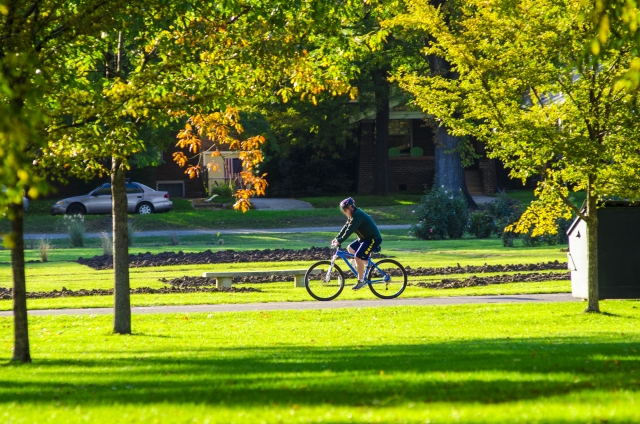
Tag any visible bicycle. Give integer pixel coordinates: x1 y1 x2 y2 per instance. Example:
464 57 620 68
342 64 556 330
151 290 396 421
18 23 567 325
304 244 407 301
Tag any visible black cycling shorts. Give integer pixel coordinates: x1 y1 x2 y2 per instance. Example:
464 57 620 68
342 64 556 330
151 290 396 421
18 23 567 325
349 238 382 260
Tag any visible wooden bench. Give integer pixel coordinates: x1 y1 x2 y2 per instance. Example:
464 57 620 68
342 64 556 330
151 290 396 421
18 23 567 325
202 269 321 289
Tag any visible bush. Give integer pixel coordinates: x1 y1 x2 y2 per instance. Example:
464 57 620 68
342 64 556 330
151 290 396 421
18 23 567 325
556 217 572 244
100 232 113 256
37 239 52 262
412 187 468 240
468 210 495 238
63 214 85 247
486 191 521 236
502 229 517 247
209 181 234 198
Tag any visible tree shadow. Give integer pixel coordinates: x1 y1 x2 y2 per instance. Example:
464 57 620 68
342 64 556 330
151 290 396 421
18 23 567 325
0 335 639 408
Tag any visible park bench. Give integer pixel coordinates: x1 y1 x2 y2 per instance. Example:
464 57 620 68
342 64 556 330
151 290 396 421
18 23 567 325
202 269 321 289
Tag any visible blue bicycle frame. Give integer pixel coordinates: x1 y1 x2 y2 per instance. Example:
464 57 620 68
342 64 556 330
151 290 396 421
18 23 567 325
328 247 391 285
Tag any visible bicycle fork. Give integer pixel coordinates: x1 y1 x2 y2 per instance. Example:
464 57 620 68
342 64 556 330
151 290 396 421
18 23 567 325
325 254 338 282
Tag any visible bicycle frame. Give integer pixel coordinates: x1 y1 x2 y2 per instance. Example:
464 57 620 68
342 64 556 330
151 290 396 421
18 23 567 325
327 247 391 285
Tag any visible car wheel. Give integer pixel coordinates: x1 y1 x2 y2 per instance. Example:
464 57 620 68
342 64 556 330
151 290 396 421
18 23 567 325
66 203 86 216
137 203 154 215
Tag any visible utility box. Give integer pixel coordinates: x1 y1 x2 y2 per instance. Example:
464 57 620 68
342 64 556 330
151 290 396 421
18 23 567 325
567 201 640 299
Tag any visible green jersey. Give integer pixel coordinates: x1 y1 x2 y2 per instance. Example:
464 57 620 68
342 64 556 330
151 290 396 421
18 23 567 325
336 207 382 243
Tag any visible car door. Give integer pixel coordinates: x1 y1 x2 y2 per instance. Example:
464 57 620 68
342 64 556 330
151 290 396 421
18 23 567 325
85 185 112 214
126 183 144 212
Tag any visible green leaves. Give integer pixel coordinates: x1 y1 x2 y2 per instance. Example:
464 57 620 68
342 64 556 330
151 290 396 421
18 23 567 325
392 0 640 233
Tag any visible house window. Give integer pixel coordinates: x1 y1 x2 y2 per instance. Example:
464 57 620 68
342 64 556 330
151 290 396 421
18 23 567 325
157 181 185 198
389 120 412 155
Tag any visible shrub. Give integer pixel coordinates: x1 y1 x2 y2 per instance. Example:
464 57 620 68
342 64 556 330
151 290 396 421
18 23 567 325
100 232 113 256
209 181 234 198
37 239 52 262
468 210 495 238
486 191 521 237
412 187 468 240
169 233 180 246
63 214 85 247
502 229 517 247
556 217 572 244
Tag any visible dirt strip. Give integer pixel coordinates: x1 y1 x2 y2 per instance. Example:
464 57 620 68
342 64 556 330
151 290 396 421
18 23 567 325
76 247 365 270
0 286 260 300
413 272 571 289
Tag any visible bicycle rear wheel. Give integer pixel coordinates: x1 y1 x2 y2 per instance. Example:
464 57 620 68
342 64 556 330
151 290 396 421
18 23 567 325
305 261 345 301
368 259 407 299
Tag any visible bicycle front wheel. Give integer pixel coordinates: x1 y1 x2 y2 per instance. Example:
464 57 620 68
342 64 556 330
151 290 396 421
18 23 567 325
305 261 345 301
368 259 407 299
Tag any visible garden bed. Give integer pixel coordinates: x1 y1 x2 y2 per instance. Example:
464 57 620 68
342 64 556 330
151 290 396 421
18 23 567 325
0 285 260 300
76 247 348 270
413 271 570 289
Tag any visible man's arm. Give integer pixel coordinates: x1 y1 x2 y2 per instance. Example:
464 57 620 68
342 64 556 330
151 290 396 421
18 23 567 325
336 214 362 243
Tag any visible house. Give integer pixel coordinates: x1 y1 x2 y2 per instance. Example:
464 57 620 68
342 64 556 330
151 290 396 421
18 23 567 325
354 102 519 195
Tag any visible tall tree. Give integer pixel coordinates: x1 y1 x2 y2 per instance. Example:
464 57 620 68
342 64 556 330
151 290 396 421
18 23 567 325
0 0 122 362
42 0 367 333
391 0 640 312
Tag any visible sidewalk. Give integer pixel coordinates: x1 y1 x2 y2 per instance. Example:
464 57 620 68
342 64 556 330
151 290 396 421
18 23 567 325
0 293 578 316
21 224 412 240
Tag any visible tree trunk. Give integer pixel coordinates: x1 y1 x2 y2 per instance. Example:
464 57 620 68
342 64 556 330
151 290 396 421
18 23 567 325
429 49 476 207
111 157 131 334
9 202 31 363
372 68 390 196
434 126 476 206
584 192 600 313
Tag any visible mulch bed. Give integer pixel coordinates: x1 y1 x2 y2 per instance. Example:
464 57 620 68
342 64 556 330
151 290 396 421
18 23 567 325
76 247 351 270
160 275 296 287
402 260 567 277
412 272 571 289
0 285 260 300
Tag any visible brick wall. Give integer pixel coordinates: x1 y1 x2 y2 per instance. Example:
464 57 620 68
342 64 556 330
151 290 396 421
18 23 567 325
152 144 207 198
389 157 435 193
412 120 435 155
357 119 436 194
356 121 376 193
478 158 497 195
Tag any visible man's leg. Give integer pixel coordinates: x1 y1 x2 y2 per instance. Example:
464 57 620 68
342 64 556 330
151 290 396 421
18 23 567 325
347 244 366 281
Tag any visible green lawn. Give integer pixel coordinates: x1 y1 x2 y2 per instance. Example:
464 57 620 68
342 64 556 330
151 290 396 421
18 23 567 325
0 231 569 310
300 194 423 208
1 301 639 423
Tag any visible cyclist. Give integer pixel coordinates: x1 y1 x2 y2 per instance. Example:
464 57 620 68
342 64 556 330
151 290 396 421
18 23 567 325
332 197 382 290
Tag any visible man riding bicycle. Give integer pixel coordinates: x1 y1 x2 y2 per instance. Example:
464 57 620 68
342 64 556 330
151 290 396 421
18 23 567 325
332 197 382 290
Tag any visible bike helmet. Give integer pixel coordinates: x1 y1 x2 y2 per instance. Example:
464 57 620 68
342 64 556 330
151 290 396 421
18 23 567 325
339 197 355 209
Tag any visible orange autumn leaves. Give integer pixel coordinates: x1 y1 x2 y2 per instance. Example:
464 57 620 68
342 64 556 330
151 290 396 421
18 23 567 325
174 107 267 212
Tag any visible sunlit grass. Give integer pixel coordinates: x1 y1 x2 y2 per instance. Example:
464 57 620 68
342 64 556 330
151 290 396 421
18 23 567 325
0 301 639 423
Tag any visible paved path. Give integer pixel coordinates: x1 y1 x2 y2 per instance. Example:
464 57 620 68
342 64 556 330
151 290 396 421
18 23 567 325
21 224 411 240
251 198 314 210
0 294 578 317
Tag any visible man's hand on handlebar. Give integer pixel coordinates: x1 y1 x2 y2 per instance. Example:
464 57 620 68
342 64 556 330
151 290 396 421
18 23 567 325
331 239 340 248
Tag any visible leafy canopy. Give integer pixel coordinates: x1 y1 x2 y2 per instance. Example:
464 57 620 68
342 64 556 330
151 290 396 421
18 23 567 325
389 0 640 234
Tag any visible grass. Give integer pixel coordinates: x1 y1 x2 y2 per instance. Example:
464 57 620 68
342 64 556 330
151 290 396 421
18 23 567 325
1 199 415 234
300 194 423 209
0 231 569 310
1 301 640 423
505 189 587 207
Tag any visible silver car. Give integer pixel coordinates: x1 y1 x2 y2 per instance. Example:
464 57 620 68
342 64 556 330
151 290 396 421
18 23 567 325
50 183 173 215
1 186 29 211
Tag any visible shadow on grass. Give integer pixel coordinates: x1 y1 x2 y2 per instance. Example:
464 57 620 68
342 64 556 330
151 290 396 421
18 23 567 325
0 336 639 407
